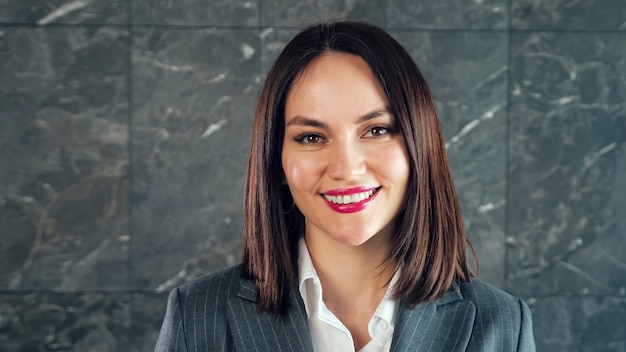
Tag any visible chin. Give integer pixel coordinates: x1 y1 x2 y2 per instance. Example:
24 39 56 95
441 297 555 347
333 232 378 247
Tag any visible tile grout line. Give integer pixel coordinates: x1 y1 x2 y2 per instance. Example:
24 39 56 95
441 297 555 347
126 0 135 348
0 22 625 33
504 0 513 295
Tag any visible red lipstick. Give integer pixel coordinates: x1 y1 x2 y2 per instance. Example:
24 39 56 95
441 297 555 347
321 187 379 213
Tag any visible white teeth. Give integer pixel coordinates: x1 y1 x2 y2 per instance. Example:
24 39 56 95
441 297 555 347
323 189 376 205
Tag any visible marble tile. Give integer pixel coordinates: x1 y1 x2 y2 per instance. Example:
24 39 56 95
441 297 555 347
512 0 626 30
388 0 507 29
0 0 127 25
527 296 626 352
0 292 130 351
259 27 299 71
130 293 168 352
392 31 509 288
0 27 130 290
131 28 260 291
508 32 626 295
132 0 258 26
260 0 386 27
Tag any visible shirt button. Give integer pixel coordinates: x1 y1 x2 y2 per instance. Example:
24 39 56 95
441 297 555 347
378 321 388 330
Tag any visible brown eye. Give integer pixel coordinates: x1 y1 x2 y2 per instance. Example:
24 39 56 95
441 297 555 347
305 135 320 143
295 134 324 144
366 126 389 137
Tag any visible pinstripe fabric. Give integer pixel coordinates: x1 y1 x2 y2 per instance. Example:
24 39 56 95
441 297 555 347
155 265 536 351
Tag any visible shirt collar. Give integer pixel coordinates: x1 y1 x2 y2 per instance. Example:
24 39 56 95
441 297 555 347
373 268 400 323
298 238 321 317
297 238 399 323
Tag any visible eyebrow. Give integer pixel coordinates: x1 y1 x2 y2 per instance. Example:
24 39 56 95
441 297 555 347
285 107 391 128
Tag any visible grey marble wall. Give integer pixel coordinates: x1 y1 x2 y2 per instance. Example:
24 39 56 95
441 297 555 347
0 1 624 351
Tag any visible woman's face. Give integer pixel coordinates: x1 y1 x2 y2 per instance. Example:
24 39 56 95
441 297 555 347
281 52 410 248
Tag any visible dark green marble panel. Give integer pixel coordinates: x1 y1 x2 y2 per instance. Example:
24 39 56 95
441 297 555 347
0 27 130 290
131 0 259 26
512 0 626 30
0 0 127 25
259 27 299 71
130 293 168 352
388 0 507 29
0 292 131 352
131 27 260 291
260 0 386 27
508 32 626 295
527 296 626 351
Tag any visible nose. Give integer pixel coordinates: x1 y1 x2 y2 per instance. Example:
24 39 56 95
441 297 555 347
326 141 366 181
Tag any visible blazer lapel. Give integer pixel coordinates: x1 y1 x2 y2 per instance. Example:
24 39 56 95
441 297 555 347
390 282 476 352
227 278 314 352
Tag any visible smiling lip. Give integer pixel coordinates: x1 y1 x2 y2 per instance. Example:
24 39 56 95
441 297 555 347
321 186 379 213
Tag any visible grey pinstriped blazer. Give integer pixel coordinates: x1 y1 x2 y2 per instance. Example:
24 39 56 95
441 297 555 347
155 265 536 351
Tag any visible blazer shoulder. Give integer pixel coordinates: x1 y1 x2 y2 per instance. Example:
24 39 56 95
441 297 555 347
156 264 245 352
458 278 527 318
458 278 536 351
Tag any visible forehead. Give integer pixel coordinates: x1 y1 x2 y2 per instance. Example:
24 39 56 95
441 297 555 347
285 53 388 120
289 52 376 93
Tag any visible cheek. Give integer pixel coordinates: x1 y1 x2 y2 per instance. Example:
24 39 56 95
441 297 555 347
282 153 322 189
373 144 410 180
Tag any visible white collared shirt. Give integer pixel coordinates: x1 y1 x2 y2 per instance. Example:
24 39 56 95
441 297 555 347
298 239 399 352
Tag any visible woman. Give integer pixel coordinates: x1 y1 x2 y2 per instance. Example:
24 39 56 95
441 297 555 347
155 20 536 352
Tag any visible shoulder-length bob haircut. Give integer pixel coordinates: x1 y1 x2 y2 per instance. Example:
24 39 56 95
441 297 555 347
242 20 477 315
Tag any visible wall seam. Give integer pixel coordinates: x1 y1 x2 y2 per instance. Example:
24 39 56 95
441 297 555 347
126 0 135 349
504 0 513 293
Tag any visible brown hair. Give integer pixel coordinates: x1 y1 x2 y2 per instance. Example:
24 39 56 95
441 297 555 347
242 20 477 315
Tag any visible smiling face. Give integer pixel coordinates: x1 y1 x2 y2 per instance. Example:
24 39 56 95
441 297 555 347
281 53 410 249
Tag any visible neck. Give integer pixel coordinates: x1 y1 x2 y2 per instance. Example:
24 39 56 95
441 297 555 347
304 230 396 310
303 230 397 351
